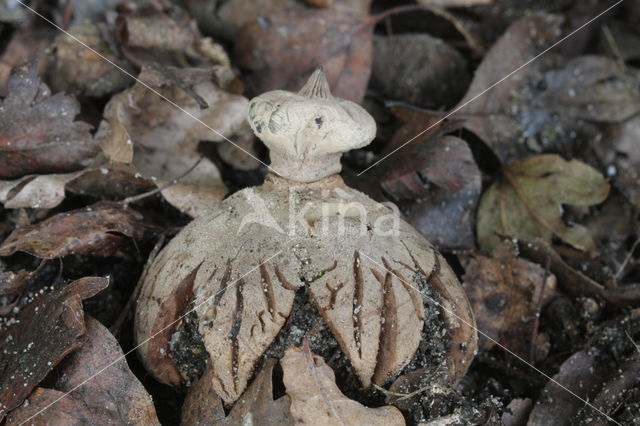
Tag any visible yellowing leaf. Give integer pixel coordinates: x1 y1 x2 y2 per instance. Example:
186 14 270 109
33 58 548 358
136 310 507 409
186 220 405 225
477 154 610 253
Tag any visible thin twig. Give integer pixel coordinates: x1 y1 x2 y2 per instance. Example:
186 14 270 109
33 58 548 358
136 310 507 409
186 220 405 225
602 25 627 71
614 237 640 282
120 156 204 206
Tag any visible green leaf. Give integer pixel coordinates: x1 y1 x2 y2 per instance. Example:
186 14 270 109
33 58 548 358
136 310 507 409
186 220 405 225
477 154 610 253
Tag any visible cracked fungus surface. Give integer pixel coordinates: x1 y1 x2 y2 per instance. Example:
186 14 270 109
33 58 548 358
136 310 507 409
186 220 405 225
135 174 476 403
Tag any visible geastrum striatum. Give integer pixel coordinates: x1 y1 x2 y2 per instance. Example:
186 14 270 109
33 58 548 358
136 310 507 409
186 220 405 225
135 70 477 404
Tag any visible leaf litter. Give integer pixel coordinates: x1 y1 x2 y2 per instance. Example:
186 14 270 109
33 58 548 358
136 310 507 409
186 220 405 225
0 1 639 425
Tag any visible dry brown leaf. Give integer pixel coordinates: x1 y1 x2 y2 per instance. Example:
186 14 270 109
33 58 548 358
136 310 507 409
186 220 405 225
281 347 405 426
381 134 481 251
0 27 53 97
98 116 134 164
0 171 84 209
0 269 32 316
0 61 97 179
180 365 226 425
192 359 294 425
461 242 556 360
234 9 373 102
5 388 94 425
6 316 158 425
52 22 132 97
0 202 144 259
0 277 109 419
476 154 610 254
371 33 470 109
455 14 640 164
100 66 244 214
185 0 370 41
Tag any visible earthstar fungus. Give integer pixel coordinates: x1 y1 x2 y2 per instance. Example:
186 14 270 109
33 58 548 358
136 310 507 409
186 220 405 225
135 70 477 404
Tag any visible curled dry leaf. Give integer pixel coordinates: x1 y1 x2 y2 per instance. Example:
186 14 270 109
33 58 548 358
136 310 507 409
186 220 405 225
234 9 373 102
281 347 405 426
371 33 470 109
100 66 247 215
7 316 159 425
461 242 556 360
0 202 144 259
0 61 97 179
184 359 293 425
381 135 481 251
477 154 610 254
455 14 640 164
52 22 132 97
0 171 84 209
0 277 108 419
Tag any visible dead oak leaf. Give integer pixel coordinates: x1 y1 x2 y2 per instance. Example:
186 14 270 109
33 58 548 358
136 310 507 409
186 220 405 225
476 154 610 254
0 202 144 259
5 388 94 425
461 242 556 360
234 9 373 102
6 316 158 425
0 277 109 419
52 22 132 98
184 359 293 425
100 66 246 215
281 347 405 426
455 14 640 164
0 61 97 179
381 134 481 251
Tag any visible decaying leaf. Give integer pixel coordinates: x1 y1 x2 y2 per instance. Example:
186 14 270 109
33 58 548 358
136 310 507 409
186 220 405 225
234 9 373 102
0 277 109 419
52 22 132 97
100 66 245 214
5 388 94 425
0 171 84 209
6 316 158 425
186 359 293 425
527 309 640 425
455 14 640 164
461 242 556 360
382 135 481 251
185 0 370 41
281 347 405 426
0 202 144 259
370 33 469 109
116 7 202 68
0 61 97 179
0 269 32 316
98 116 134 164
477 154 610 254
180 365 226 425
0 27 53 97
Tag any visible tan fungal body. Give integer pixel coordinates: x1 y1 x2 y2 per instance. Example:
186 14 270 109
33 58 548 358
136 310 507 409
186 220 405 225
135 70 477 403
